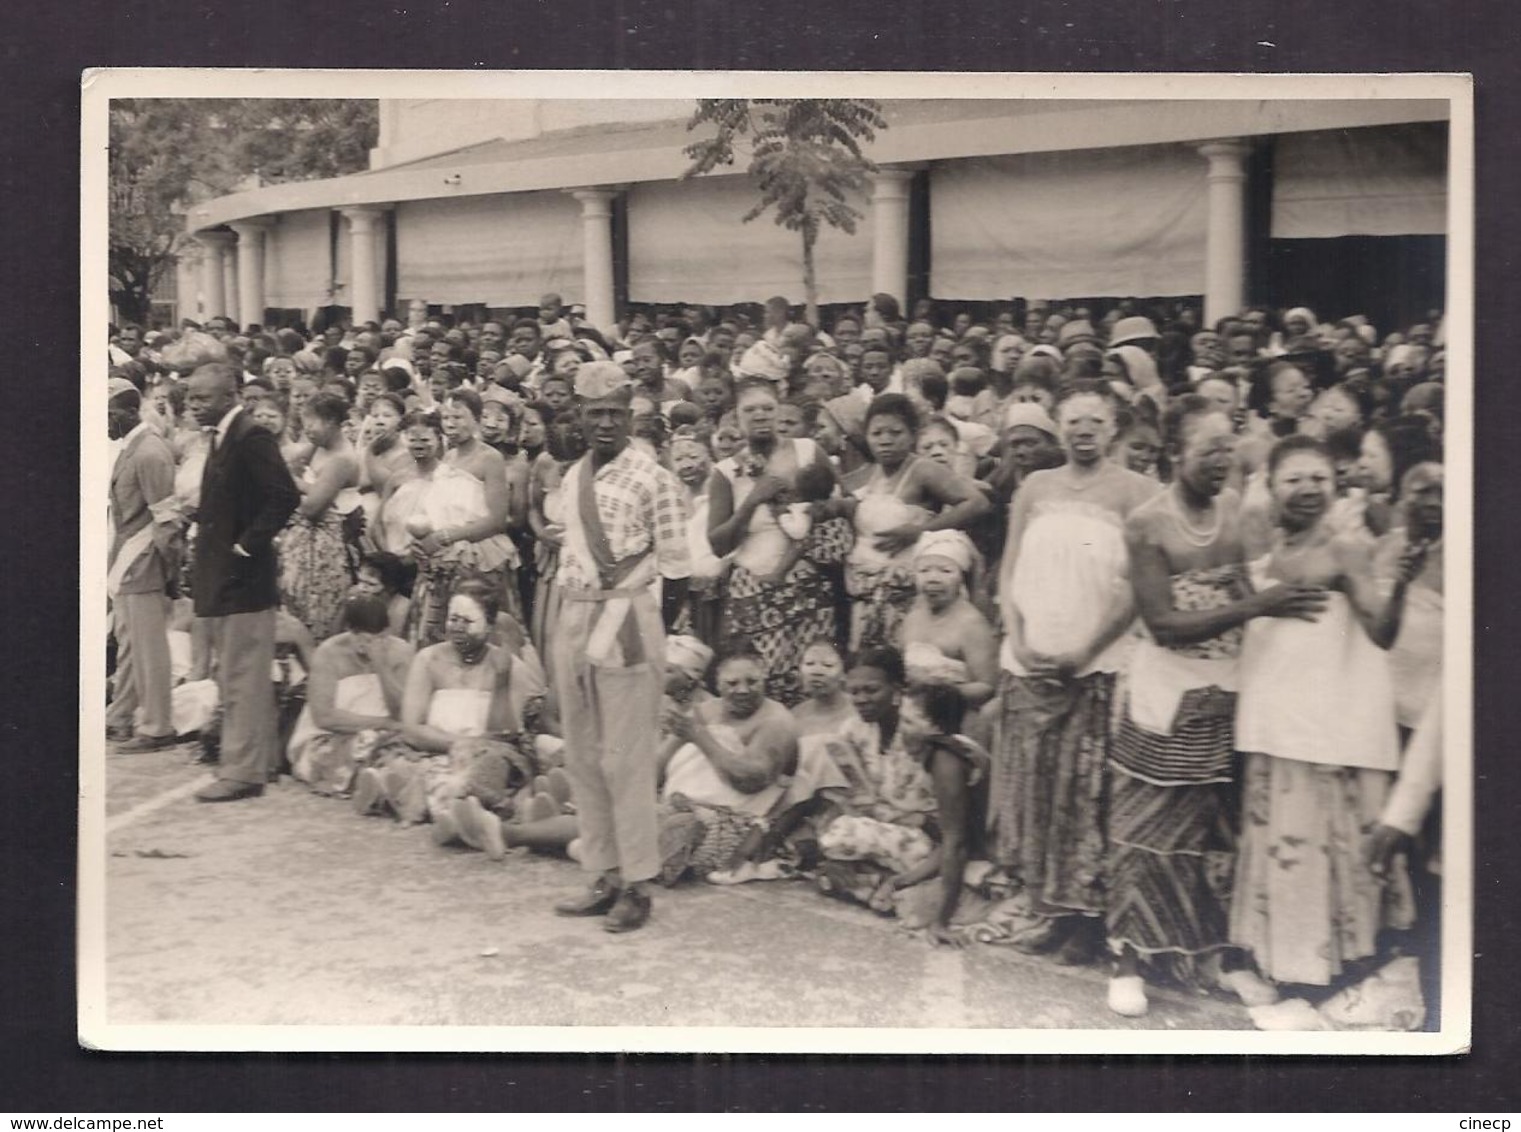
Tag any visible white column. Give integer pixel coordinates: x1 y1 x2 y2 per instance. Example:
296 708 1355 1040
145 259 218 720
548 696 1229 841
221 243 240 329
869 167 916 311
173 252 198 327
229 217 272 330
569 188 617 336
196 231 234 321
1198 140 1252 325
340 206 388 326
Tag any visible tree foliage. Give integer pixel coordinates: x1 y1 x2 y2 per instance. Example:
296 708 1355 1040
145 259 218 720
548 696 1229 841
109 98 378 324
682 99 886 324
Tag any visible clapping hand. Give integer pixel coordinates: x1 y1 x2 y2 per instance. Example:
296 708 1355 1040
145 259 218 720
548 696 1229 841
872 521 924 556
666 707 697 743
1397 539 1431 586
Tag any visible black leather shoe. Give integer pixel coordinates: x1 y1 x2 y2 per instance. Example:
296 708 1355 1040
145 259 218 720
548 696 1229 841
195 779 264 803
115 733 179 753
554 877 620 917
106 725 135 743
603 886 652 934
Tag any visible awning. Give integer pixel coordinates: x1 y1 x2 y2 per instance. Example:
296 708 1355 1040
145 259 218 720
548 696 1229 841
929 143 1207 300
394 192 583 307
263 209 332 311
626 175 873 305
1271 122 1448 239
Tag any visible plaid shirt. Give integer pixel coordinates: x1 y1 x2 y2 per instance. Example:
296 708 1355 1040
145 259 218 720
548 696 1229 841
558 444 692 589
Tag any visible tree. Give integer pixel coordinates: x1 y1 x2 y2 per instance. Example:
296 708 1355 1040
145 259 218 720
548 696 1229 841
682 99 887 328
108 99 378 325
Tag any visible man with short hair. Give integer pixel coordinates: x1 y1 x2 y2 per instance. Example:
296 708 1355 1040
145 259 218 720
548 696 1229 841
508 318 543 367
552 361 691 932
478 320 507 355
110 323 143 366
185 363 300 801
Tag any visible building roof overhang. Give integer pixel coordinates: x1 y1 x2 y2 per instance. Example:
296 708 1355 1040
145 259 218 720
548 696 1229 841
186 97 1450 235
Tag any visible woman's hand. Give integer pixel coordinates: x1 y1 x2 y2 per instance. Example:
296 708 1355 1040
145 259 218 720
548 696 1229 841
872 521 924 556
1396 538 1431 586
1254 582 1330 622
413 531 448 557
927 923 965 949
1364 823 1410 879
666 707 696 743
538 522 564 550
745 475 790 507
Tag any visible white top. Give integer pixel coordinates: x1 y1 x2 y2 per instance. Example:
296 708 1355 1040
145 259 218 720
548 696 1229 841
1002 499 1134 678
1235 557 1399 772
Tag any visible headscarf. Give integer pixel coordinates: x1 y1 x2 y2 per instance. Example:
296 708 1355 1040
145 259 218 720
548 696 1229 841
1284 306 1318 330
574 359 633 401
913 529 976 574
1109 345 1161 391
292 349 325 376
1027 344 1063 364
823 393 868 443
1384 344 1421 372
1001 401 1058 438
665 635 714 683
1057 320 1099 349
734 340 790 384
159 330 229 374
669 426 709 458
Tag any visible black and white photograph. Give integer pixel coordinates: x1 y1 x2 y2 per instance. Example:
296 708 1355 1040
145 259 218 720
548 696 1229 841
79 70 1472 1054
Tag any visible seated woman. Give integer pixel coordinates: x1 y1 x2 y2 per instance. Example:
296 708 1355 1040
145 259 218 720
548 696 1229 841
351 577 533 862
812 648 939 912
288 594 414 795
353 550 414 639
659 648 800 829
790 639 858 738
899 530 999 717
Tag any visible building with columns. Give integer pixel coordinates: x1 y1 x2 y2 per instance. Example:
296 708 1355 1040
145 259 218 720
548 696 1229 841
180 97 1450 334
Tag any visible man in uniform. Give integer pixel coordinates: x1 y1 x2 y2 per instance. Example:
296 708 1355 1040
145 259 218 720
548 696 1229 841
551 361 690 933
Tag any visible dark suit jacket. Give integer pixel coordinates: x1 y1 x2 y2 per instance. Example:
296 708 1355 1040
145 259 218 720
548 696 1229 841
194 408 300 617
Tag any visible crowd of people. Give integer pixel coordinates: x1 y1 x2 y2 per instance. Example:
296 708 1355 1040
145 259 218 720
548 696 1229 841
104 287 1448 1028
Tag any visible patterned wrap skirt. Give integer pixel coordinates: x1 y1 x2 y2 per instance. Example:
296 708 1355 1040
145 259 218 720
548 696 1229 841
987 669 1116 919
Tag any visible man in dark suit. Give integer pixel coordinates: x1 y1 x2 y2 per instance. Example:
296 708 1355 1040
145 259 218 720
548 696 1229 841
185 362 300 802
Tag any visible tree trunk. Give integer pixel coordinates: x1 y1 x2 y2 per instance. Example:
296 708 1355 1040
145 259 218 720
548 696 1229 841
111 278 154 328
800 229 820 330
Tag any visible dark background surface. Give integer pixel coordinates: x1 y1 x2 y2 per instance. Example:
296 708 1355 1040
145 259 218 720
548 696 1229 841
3 0 1516 1112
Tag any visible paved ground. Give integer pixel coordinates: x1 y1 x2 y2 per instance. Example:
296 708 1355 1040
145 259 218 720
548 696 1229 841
100 740 1253 1033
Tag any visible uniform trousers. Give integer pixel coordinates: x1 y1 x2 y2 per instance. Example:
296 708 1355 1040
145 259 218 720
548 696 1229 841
551 589 665 884
106 591 173 739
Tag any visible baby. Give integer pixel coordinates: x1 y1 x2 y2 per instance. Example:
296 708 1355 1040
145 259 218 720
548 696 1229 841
774 460 836 542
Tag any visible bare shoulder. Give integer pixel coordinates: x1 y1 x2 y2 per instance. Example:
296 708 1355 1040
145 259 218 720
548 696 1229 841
1115 466 1164 510
1125 491 1169 539
1018 467 1059 500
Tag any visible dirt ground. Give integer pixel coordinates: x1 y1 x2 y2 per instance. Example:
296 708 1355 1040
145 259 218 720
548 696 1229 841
100 739 1253 1034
